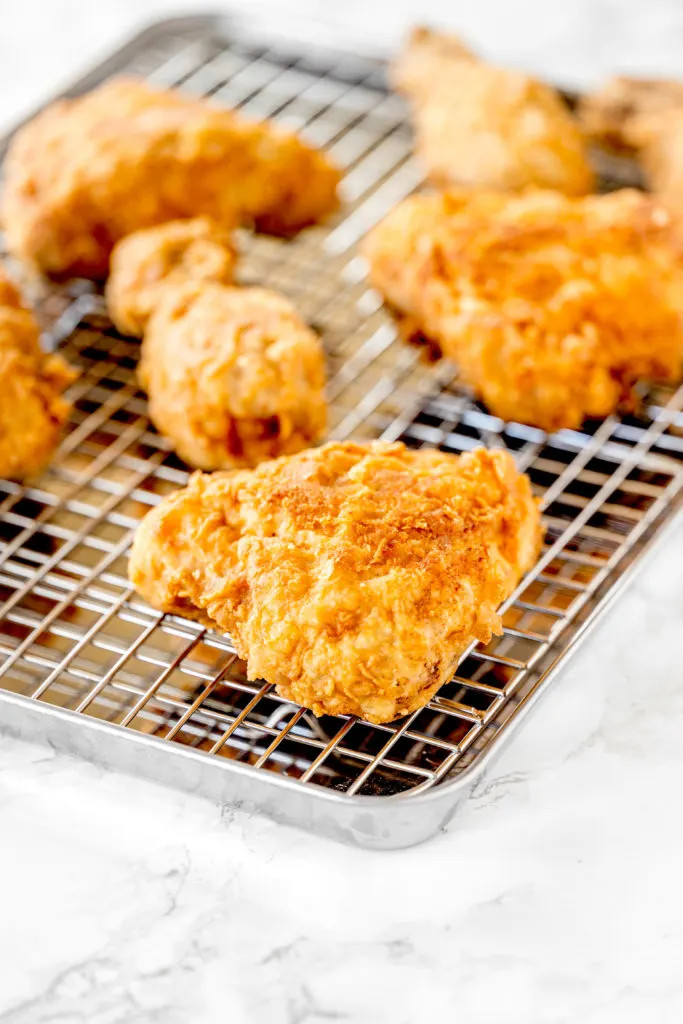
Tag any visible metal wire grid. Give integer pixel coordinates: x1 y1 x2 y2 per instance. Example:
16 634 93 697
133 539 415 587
1 21 683 800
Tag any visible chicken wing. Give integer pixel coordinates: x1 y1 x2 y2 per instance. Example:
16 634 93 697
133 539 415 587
129 441 541 724
393 26 593 196
2 77 340 279
0 272 76 480
106 218 238 337
139 280 327 470
363 188 683 432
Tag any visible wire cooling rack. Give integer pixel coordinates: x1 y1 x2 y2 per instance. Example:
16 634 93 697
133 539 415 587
1 13 682 847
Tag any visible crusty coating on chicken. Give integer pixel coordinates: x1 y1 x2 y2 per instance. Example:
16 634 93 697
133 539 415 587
578 75 683 154
392 26 593 196
139 281 327 470
106 218 326 470
364 188 683 432
129 442 541 723
2 77 340 279
106 218 238 337
0 272 77 480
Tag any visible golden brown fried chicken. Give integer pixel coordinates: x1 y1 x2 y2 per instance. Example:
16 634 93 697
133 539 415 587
393 26 593 195
364 188 683 432
0 272 23 308
139 281 327 470
0 272 76 480
579 75 683 154
2 77 340 279
639 111 683 214
392 24 477 99
105 219 327 470
106 218 238 337
578 76 683 212
129 442 541 723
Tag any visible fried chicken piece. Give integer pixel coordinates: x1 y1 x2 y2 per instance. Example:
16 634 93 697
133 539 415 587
0 272 23 308
578 76 683 210
2 77 340 279
392 26 593 196
106 218 238 337
129 442 541 723
106 219 326 469
0 271 77 480
638 110 683 213
578 75 683 154
364 188 683 432
392 24 477 99
139 281 327 470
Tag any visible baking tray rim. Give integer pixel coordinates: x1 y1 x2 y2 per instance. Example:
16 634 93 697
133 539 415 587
2 492 681 816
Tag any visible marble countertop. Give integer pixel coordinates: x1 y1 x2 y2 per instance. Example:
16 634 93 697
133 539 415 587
2 3 683 1022
6 0 683 128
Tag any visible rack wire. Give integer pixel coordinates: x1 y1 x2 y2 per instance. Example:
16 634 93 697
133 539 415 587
1 17 682 815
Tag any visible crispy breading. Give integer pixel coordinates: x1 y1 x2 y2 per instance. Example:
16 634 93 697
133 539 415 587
578 75 683 153
363 188 683 432
106 218 238 337
128 442 541 723
393 26 593 195
139 281 327 470
0 272 77 480
2 77 340 279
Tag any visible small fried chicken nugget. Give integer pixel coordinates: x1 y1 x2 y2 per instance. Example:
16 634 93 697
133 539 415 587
106 218 238 337
2 77 340 278
579 75 683 154
364 188 683 432
139 281 327 470
0 272 76 480
393 26 593 195
129 442 541 724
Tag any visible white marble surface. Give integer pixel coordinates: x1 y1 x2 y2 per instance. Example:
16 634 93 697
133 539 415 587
5 0 683 129
3 519 683 1023
2 2 683 1022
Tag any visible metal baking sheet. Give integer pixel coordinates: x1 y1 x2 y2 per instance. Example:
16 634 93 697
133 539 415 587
1 12 682 848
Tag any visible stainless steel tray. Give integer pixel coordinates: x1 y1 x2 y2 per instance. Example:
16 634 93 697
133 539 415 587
1 12 682 849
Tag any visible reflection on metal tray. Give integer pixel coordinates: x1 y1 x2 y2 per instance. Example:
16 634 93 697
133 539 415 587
1 13 682 849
